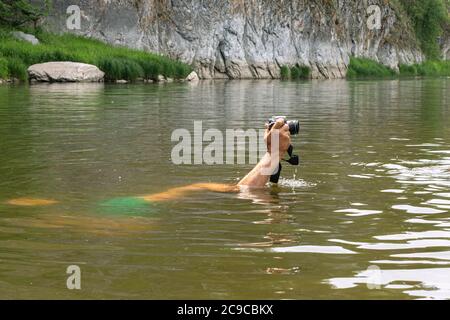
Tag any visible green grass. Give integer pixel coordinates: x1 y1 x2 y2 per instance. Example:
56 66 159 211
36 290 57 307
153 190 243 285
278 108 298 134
280 65 290 80
280 64 311 80
397 0 449 60
290 66 301 80
347 57 397 79
400 60 450 77
348 57 450 79
0 28 193 82
298 65 311 79
7 57 28 80
0 55 8 79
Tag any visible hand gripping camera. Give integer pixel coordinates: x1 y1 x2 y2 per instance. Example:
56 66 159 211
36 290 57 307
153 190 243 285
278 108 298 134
267 116 300 183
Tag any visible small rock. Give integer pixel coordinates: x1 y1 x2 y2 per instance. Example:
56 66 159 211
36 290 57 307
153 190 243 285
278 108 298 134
166 77 174 82
11 31 40 45
185 71 199 82
28 62 105 82
157 75 166 82
116 79 128 84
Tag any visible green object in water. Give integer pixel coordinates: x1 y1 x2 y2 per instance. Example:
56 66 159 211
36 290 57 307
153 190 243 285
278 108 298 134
98 197 157 216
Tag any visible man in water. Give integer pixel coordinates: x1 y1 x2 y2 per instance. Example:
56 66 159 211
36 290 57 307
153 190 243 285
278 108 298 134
143 118 291 201
6 119 291 206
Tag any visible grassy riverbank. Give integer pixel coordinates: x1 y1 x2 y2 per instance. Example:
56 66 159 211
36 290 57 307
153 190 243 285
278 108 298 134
347 57 450 79
0 28 192 82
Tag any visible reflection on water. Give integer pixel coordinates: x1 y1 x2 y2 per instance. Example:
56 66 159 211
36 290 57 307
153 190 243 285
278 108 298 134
329 267 450 300
0 79 449 299
327 135 450 299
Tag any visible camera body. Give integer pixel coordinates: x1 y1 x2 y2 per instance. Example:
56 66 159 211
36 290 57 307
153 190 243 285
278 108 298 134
267 116 300 135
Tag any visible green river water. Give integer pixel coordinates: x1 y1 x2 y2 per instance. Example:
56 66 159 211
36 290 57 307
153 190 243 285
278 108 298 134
0 79 449 299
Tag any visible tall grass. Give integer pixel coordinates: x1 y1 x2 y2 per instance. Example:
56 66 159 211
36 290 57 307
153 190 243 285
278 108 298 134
298 65 311 79
0 55 8 79
0 28 193 81
280 65 290 80
400 60 450 76
347 57 397 78
7 57 28 80
348 57 450 79
290 66 301 79
280 64 311 80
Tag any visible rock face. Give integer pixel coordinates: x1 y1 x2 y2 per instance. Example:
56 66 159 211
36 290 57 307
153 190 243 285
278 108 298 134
442 29 450 60
28 62 105 82
11 31 40 45
45 0 424 79
444 43 450 60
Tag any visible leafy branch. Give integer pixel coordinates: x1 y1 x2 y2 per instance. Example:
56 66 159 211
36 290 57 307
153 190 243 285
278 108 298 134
0 0 52 28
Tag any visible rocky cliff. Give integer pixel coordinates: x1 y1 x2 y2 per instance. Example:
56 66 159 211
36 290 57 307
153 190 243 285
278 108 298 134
44 0 425 79
442 26 450 60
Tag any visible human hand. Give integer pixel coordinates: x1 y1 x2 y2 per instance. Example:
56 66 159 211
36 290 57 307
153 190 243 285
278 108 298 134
264 118 291 159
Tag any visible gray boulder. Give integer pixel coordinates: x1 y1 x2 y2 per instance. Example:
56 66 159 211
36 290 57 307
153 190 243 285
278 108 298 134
12 31 40 45
185 71 200 82
28 62 105 82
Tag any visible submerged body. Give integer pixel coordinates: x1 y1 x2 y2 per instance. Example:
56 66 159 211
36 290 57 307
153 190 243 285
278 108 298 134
5 119 291 209
6 198 59 206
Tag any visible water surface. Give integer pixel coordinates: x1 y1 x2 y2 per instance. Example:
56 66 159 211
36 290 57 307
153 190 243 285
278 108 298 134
0 79 449 299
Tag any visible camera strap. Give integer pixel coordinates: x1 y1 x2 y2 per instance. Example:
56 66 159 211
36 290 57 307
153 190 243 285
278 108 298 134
270 145 299 184
270 163 282 183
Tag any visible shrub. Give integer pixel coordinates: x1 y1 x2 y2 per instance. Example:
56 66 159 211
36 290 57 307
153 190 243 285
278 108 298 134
290 66 301 79
415 60 450 76
174 62 192 79
299 65 311 79
399 64 418 76
0 55 9 78
398 0 449 60
346 68 356 78
281 64 310 80
347 57 396 78
136 58 161 80
160 60 176 78
7 57 27 80
98 57 144 81
280 65 290 80
0 0 51 28
384 60 450 77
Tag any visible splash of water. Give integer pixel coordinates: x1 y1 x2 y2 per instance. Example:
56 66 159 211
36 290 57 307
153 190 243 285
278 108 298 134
277 177 316 189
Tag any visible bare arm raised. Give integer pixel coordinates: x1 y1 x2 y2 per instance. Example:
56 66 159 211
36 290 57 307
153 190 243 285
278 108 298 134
237 118 291 188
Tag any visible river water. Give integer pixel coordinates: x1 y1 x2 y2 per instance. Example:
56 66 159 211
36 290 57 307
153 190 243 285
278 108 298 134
0 79 449 299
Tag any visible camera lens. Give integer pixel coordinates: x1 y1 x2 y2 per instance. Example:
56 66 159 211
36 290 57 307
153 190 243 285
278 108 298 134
287 120 299 135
